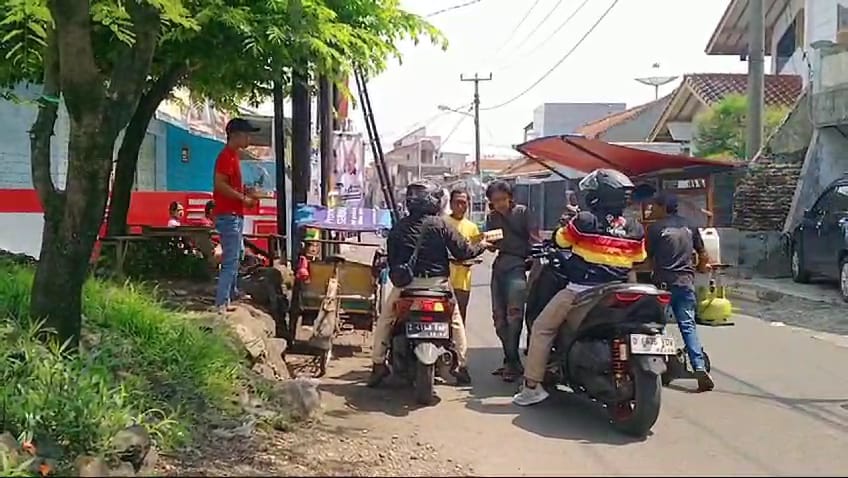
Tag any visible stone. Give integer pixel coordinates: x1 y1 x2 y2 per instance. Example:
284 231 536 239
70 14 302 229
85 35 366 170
109 461 136 477
0 432 19 462
227 304 290 379
75 455 109 477
110 425 151 471
270 377 322 420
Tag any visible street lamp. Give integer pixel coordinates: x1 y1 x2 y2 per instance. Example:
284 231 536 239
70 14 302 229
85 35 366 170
438 104 473 117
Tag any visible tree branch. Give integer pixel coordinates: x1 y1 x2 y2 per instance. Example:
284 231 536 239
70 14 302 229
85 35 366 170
46 0 105 119
29 27 61 214
106 2 161 129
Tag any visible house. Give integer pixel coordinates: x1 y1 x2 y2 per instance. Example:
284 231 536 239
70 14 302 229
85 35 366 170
578 95 672 142
705 0 810 79
705 0 848 236
500 96 685 181
382 127 468 189
647 73 803 152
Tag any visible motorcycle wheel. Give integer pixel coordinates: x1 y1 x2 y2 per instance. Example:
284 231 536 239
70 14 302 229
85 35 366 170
610 369 662 437
414 361 437 406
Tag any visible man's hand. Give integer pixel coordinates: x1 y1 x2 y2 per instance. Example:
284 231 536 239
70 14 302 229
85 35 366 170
243 196 258 208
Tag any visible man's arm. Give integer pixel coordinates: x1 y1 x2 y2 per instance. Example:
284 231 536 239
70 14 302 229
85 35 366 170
524 207 542 244
214 173 247 202
443 219 485 260
690 223 711 271
645 223 659 260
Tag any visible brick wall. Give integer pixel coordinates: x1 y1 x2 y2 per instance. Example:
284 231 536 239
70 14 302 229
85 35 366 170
732 152 805 230
732 92 811 231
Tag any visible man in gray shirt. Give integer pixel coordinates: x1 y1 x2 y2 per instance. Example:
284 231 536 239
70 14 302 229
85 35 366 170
485 181 540 382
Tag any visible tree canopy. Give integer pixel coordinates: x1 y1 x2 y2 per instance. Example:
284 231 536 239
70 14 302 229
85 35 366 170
692 94 790 160
1 0 445 106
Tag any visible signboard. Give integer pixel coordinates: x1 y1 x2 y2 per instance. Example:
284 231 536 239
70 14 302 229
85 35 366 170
332 132 365 206
294 204 393 232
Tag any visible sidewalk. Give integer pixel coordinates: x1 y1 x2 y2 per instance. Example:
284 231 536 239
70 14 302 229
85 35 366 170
727 276 845 306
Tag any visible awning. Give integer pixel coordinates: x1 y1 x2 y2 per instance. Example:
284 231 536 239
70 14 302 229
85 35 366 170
514 135 741 178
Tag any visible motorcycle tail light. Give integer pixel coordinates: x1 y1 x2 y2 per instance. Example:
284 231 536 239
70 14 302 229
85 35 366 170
411 299 447 312
656 293 671 305
614 292 644 303
394 299 414 315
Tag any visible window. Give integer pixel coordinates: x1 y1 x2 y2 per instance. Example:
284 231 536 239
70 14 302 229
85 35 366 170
812 189 835 214
832 185 848 212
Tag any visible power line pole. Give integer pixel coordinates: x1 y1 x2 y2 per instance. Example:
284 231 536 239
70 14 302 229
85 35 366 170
460 73 492 176
746 0 765 160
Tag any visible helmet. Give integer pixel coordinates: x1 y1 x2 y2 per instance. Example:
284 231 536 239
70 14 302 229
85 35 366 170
578 168 634 214
405 180 444 216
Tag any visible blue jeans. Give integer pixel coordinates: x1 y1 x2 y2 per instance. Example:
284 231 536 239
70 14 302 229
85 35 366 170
668 285 707 371
491 266 527 368
215 214 244 307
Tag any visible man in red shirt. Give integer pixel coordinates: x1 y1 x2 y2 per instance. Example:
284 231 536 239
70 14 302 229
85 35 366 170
213 118 260 311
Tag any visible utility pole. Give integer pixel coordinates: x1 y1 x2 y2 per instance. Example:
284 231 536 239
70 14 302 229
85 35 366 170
746 0 765 160
318 75 334 255
272 79 287 262
460 73 492 177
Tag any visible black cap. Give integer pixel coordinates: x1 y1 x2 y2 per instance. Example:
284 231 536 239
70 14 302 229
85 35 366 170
225 118 260 134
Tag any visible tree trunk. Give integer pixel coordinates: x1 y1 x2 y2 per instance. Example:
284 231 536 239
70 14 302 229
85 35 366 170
107 65 185 236
31 117 117 347
29 0 161 347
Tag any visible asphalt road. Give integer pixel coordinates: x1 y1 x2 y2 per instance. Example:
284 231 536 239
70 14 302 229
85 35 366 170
320 251 848 476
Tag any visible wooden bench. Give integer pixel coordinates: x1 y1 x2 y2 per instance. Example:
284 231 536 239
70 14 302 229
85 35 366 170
99 234 152 277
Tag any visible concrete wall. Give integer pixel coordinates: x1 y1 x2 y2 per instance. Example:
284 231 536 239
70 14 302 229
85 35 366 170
1 83 168 191
0 84 70 189
785 125 848 230
533 103 626 137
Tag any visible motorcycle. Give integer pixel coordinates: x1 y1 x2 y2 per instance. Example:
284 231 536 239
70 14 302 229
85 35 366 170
388 287 459 406
525 242 675 437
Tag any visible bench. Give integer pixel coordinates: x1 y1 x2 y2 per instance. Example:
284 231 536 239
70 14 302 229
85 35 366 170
99 235 153 277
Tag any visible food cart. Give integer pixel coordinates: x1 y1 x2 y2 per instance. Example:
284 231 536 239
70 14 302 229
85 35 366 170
515 134 742 325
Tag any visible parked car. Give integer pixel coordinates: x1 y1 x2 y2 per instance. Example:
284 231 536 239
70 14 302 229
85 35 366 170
789 176 848 301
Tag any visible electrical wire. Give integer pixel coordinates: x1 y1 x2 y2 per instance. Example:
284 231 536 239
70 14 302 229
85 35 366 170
503 0 565 60
493 0 591 73
442 109 471 145
487 0 544 59
425 0 486 18
481 0 620 111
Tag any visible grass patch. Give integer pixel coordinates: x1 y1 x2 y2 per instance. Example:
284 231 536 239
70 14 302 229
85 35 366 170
0 258 246 473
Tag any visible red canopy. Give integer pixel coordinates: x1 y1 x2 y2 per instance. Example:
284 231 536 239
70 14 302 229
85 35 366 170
515 135 740 178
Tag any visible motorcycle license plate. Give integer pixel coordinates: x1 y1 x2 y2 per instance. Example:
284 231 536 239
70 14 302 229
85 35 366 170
629 334 676 355
406 321 450 339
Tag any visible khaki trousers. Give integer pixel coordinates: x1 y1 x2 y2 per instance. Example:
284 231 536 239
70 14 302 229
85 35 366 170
371 277 468 366
524 288 578 383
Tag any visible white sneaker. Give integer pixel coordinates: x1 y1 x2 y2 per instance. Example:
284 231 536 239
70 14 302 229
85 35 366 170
512 384 550 406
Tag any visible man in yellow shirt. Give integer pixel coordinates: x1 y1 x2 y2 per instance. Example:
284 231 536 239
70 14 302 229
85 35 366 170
444 188 480 324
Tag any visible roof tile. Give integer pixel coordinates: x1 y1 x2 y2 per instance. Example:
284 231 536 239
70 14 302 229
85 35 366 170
685 73 802 107
577 95 672 138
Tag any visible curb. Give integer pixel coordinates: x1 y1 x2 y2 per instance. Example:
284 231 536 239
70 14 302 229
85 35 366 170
725 281 844 307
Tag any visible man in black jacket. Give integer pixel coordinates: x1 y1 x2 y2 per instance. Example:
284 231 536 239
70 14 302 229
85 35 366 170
368 181 488 387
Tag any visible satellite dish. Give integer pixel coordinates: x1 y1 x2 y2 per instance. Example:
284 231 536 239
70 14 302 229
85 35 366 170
635 63 678 99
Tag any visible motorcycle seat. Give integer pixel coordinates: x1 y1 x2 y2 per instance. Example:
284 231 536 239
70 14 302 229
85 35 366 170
399 288 453 299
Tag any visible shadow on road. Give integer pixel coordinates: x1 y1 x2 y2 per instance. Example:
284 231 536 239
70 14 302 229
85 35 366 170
462 347 647 445
319 364 447 418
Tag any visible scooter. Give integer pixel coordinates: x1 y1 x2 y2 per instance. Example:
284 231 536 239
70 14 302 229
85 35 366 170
387 287 459 406
525 242 674 437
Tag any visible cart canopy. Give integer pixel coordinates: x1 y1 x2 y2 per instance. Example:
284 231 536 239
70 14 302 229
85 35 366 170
515 135 741 178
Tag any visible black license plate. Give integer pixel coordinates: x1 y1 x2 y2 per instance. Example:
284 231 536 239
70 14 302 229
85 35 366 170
405 321 450 339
